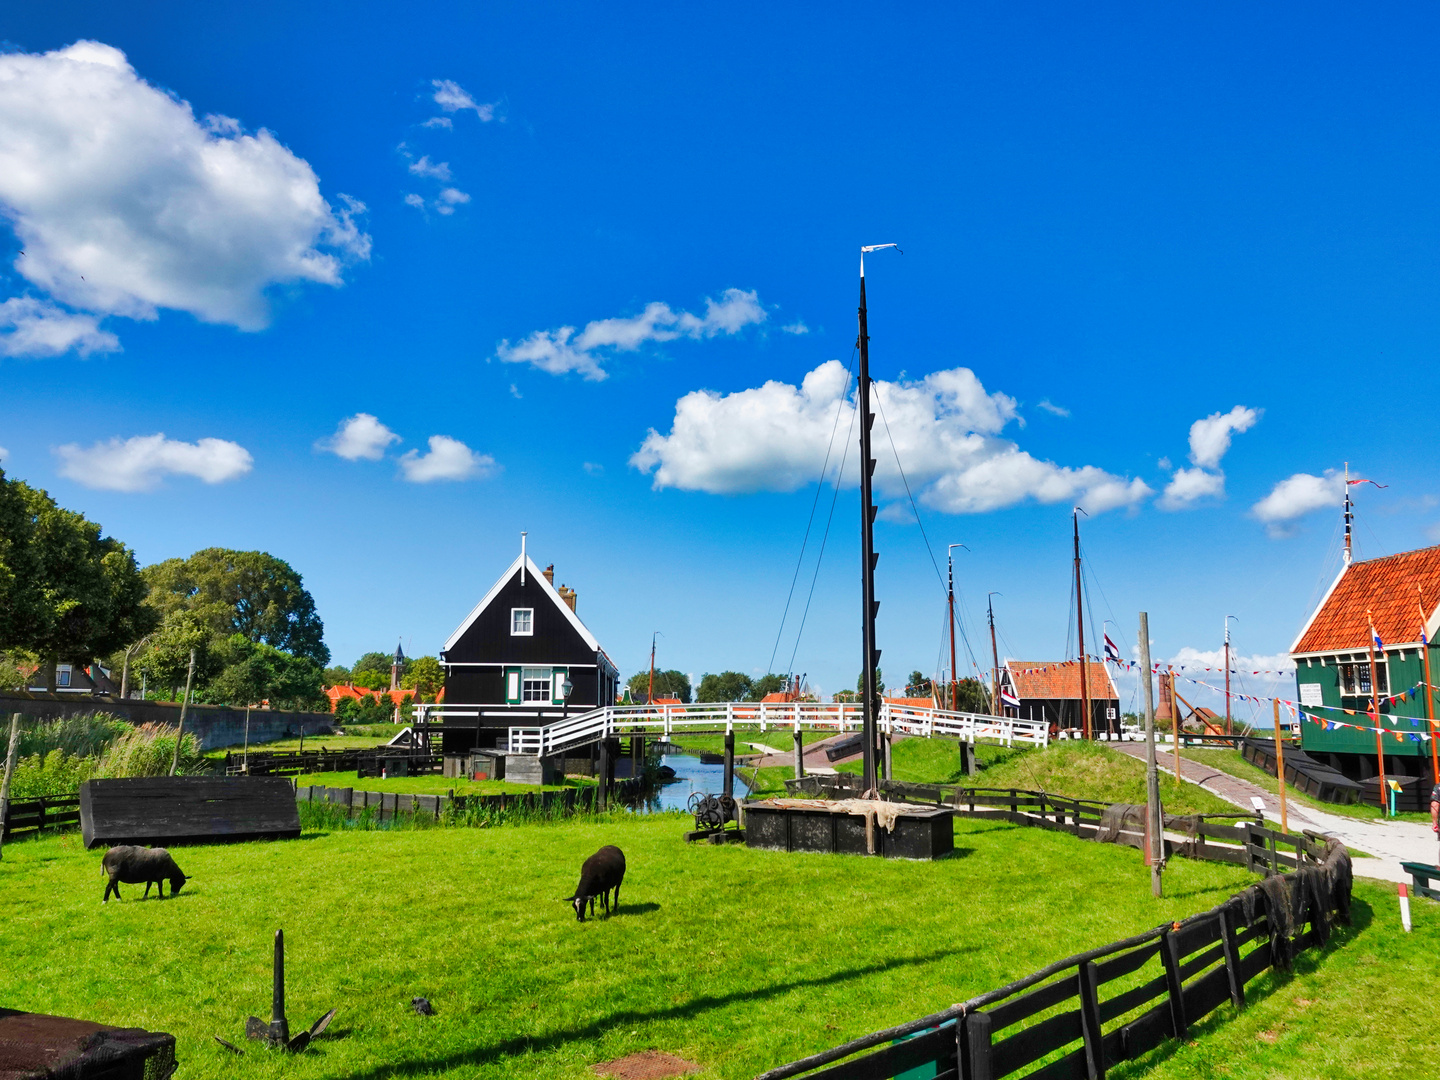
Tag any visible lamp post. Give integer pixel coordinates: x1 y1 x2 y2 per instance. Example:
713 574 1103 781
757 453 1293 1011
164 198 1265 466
562 676 573 720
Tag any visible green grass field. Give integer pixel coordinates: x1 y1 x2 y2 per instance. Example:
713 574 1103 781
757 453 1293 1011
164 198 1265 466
205 734 396 759
2 810 1433 1079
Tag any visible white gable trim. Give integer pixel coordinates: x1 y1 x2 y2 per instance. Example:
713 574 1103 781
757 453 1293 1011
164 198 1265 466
443 554 601 654
1288 564 1348 655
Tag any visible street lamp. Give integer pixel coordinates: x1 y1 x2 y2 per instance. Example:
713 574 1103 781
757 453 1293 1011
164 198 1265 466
562 676 574 720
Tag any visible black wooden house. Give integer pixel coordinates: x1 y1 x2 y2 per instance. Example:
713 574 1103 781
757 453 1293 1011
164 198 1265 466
439 544 619 755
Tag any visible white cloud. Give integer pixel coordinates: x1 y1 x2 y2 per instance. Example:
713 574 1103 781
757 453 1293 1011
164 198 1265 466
407 155 452 181
404 193 426 210
496 288 768 381
1188 405 1261 469
0 445 8 463
0 297 119 358
509 383 522 399
398 435 495 483
316 413 401 461
1165 645 1295 672
1156 404 1261 511
1037 399 1070 417
1251 470 1344 536
781 321 809 335
1158 466 1225 510
0 41 368 338
631 360 1152 514
434 187 470 215
55 433 252 491
431 79 496 121
421 116 453 130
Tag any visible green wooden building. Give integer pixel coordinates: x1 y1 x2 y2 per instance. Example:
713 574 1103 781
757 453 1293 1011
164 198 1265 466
1290 544 1440 784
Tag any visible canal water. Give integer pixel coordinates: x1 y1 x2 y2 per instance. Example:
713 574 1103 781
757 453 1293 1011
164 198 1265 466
642 753 751 812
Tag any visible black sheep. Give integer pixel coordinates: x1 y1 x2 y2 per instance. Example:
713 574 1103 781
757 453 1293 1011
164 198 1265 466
563 845 625 921
101 845 188 902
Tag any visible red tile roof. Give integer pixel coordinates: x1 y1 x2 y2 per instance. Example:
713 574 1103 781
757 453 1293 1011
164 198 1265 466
1007 660 1117 701
883 695 939 708
1293 545 1440 654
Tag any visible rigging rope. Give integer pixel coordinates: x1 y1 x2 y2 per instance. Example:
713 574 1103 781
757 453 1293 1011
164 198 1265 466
767 349 857 675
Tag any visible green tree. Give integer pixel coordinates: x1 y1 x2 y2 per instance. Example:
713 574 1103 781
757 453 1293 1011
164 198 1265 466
747 673 786 701
856 668 885 695
351 651 397 690
141 548 328 665
0 471 156 690
954 677 989 713
401 655 444 697
322 664 352 686
832 689 858 703
697 671 752 702
906 670 935 697
204 634 326 710
626 669 691 702
132 609 218 700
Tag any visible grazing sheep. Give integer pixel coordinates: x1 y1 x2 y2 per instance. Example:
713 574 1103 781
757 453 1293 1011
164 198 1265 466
101 845 188 902
563 845 625 922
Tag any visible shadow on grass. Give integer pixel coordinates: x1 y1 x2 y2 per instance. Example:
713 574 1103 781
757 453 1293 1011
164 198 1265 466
344 944 981 1080
613 902 661 917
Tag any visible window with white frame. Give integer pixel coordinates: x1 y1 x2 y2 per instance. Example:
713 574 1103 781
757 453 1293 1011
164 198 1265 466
1339 660 1387 696
522 667 552 702
511 608 533 636
56 664 72 687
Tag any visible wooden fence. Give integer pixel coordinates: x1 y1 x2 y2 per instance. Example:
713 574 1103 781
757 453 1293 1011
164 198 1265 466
756 783 1352 1080
225 748 441 778
294 776 649 821
1 795 81 839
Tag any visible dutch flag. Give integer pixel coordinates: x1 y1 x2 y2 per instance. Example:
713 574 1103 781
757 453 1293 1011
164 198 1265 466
1001 684 1021 709
1104 633 1121 662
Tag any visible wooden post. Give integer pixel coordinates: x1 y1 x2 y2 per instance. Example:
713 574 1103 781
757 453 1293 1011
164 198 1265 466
243 706 251 773
170 648 196 776
1159 928 1188 1040
1366 610 1387 815
882 731 892 782
1139 612 1162 897
1272 698 1289 836
793 728 805 779
0 712 22 858
1218 906 1246 1010
1078 961 1106 1080
597 739 611 811
723 730 735 800
965 1011 993 1080
1419 586 1439 787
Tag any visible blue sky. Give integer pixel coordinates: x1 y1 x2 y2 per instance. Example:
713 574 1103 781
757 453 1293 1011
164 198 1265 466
1 3 1437 716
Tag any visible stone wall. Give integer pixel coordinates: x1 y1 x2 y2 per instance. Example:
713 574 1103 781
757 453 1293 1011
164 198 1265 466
0 693 336 752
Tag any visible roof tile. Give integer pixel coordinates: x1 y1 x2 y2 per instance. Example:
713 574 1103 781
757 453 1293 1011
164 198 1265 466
1007 660 1117 701
1294 545 1440 654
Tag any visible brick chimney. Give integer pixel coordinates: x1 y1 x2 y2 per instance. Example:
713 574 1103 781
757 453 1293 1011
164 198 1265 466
558 584 577 612
543 564 555 585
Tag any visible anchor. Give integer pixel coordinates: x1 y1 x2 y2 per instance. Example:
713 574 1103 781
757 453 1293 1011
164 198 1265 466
216 930 336 1054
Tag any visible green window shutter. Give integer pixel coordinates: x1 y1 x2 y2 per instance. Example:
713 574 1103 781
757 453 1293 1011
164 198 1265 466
505 667 521 704
551 667 569 705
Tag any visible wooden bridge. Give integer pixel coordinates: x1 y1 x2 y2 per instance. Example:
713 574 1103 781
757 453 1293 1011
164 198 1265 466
413 700 1050 757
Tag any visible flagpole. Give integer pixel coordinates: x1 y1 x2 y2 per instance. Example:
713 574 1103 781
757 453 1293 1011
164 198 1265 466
1420 586 1438 788
1272 697 1289 835
1366 609 1388 817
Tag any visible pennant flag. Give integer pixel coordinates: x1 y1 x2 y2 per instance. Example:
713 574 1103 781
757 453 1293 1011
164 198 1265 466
1001 685 1021 709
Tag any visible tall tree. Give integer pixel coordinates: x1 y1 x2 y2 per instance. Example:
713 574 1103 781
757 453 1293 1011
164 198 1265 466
401 656 444 697
0 470 155 690
626 669 692 702
697 671 752 702
142 548 329 665
204 634 326 710
351 651 397 690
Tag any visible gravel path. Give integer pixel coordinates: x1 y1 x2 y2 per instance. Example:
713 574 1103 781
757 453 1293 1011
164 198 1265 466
1113 742 1436 883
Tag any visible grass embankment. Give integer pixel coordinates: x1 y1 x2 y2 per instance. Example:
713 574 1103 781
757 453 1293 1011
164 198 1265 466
666 729 832 758
3 812 1293 1080
826 738 1241 817
1181 746 1432 824
205 733 396 759
293 770 593 796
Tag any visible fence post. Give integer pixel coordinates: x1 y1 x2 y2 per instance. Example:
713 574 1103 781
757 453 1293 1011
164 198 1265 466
1078 960 1106 1079
1218 905 1246 1010
1159 928 1188 1041
0 712 21 859
965 1010 993 1080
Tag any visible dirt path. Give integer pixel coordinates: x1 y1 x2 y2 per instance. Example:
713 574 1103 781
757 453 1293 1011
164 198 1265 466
1113 742 1436 883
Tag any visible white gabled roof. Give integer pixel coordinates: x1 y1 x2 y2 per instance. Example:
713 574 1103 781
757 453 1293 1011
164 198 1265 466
443 553 601 655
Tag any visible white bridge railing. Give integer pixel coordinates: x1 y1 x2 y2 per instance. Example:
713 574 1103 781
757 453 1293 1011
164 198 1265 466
414 700 1049 758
